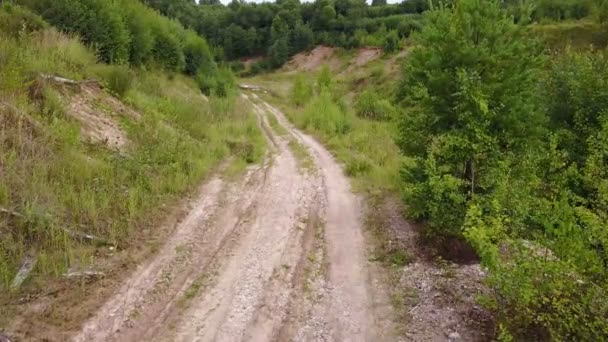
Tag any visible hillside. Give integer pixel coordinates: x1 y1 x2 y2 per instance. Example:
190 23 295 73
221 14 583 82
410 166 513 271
0 4 264 339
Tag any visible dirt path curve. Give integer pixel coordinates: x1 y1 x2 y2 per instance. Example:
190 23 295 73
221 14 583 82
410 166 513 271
72 92 394 342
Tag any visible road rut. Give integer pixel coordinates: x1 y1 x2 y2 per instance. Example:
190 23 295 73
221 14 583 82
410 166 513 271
73 92 394 342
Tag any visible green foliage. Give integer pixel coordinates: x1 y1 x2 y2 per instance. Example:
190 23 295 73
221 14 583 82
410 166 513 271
0 3 47 36
316 65 333 92
289 23 314 54
150 24 185 72
196 66 235 98
291 75 313 107
397 0 608 339
397 0 545 234
355 90 396 120
397 17 422 38
383 30 400 52
123 4 154 65
0 21 263 290
268 37 290 68
143 0 429 67
98 64 133 98
18 0 223 89
592 0 608 23
183 31 213 76
297 90 352 135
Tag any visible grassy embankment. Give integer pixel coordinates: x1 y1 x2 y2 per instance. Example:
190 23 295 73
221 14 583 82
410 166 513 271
0 5 265 303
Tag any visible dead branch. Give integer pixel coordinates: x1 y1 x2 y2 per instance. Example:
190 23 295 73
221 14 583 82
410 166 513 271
61 227 112 246
0 207 23 218
11 255 37 289
63 270 105 279
1 207 112 246
39 74 80 86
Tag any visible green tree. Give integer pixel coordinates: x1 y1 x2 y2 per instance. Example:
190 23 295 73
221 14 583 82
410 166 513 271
316 64 333 92
372 0 387 6
289 22 314 54
122 2 154 65
151 24 185 71
268 36 289 68
291 75 313 106
183 31 213 75
383 29 399 52
396 0 544 235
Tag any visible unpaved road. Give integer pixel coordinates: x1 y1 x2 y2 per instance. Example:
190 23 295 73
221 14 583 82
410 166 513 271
73 92 395 342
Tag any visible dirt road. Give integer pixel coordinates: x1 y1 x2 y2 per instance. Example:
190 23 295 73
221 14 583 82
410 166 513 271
73 92 394 342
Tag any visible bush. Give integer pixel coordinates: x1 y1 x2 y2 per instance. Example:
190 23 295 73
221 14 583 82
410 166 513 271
298 90 352 135
397 19 422 38
196 67 234 97
0 3 47 36
99 65 133 98
383 30 400 52
291 75 313 107
355 90 396 120
183 31 214 76
123 5 154 65
150 25 185 72
316 65 333 92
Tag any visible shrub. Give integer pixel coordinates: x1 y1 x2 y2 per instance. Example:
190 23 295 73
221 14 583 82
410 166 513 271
316 65 333 92
355 90 396 120
383 30 400 52
298 90 352 135
291 75 313 107
0 3 47 37
397 19 422 38
99 65 133 98
123 5 154 65
183 31 214 76
150 25 185 72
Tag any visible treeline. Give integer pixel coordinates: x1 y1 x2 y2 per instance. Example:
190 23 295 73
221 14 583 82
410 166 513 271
505 0 608 23
17 0 232 96
144 0 425 70
397 0 608 339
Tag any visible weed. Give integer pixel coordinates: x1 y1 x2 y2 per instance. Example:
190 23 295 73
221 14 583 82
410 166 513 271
178 274 209 307
98 65 133 98
0 24 265 292
288 139 315 173
267 113 288 136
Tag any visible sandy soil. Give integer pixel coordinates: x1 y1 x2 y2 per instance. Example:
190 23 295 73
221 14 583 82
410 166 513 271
285 46 341 72
71 92 395 342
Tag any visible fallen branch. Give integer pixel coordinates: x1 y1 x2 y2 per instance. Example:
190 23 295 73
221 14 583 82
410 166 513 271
0 207 113 246
40 74 79 86
61 227 112 246
63 269 105 279
39 74 100 87
0 207 23 218
11 255 37 289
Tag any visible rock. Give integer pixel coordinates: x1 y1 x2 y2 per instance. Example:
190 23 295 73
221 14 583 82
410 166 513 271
448 331 461 340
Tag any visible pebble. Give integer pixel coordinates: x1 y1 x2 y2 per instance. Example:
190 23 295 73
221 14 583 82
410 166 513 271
448 331 461 340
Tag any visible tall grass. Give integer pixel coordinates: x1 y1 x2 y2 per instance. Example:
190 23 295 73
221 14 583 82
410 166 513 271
267 70 402 193
0 20 264 291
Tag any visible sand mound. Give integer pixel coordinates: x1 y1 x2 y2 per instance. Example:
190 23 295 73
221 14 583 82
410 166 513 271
286 46 339 72
31 76 139 151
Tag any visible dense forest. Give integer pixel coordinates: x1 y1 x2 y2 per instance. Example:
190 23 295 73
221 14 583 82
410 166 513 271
142 0 427 70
